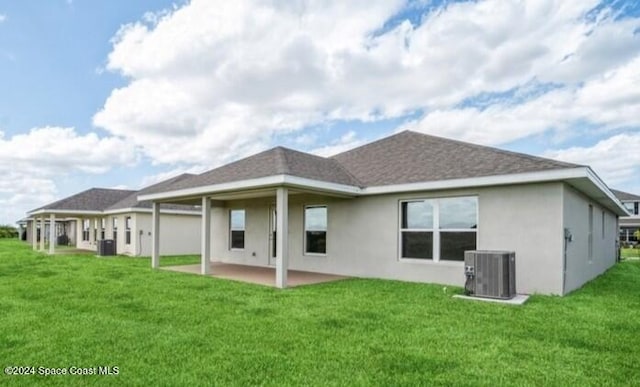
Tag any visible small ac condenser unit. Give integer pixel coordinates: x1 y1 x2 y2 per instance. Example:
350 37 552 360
97 239 117 256
464 250 516 299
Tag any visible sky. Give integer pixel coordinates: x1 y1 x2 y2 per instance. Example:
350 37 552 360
1 0 639 225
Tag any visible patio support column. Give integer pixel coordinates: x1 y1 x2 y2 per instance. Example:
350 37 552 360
48 214 56 255
151 202 160 269
201 196 211 275
39 215 45 251
276 187 289 289
31 219 37 250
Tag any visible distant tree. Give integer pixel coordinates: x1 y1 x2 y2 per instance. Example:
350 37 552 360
0 225 18 238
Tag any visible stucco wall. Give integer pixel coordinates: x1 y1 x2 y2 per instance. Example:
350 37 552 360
478 183 564 295
135 212 201 256
563 185 618 294
76 217 97 251
208 182 567 295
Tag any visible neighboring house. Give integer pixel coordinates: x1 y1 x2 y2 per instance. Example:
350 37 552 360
611 189 640 245
26 174 201 256
140 131 627 295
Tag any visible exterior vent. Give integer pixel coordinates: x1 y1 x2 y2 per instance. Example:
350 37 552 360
464 250 516 299
97 239 117 256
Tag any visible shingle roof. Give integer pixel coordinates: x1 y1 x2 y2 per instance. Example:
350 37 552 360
611 189 640 201
107 174 199 211
148 131 581 196
32 188 136 212
331 131 579 186
166 146 362 191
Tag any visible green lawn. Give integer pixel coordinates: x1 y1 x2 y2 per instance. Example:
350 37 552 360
1 239 639 386
621 247 640 259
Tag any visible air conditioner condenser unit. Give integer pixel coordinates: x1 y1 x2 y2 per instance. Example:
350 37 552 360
464 250 516 299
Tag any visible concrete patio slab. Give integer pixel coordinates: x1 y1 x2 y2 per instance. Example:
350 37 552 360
453 294 530 305
162 262 348 288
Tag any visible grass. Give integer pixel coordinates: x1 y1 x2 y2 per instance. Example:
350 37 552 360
1 239 639 386
621 247 640 259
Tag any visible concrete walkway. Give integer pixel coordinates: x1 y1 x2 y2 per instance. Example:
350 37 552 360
162 262 348 288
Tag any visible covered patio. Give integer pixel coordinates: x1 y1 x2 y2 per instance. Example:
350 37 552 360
162 262 348 287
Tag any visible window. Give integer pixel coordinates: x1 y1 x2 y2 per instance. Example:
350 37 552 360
100 218 106 240
305 205 327 254
588 205 593 262
636 202 640 216
229 209 245 250
400 201 433 259
82 219 90 241
400 197 477 262
93 219 98 242
112 217 118 241
125 216 132 245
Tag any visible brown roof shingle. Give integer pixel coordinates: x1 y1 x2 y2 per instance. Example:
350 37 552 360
107 173 199 211
331 131 579 186
611 189 640 201
32 188 136 212
166 146 362 191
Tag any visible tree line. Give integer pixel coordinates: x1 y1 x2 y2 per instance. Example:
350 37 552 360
0 225 19 238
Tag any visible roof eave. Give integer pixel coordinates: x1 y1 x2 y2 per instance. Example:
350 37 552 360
137 167 627 216
138 174 362 202
27 209 105 217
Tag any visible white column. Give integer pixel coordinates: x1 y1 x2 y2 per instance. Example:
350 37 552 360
276 187 289 288
49 214 56 255
201 196 212 275
31 220 37 250
151 202 160 269
39 216 45 251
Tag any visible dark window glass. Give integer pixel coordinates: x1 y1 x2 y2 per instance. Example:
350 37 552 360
440 232 476 261
305 206 327 254
125 217 131 245
401 231 433 259
230 210 246 249
306 231 326 254
231 230 245 249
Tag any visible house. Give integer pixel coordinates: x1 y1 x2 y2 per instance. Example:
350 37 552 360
25 174 201 256
611 189 640 245
138 131 626 295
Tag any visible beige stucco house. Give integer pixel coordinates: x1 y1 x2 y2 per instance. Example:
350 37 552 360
140 131 628 295
25 174 201 256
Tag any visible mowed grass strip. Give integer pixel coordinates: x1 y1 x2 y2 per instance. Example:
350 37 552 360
1 239 639 386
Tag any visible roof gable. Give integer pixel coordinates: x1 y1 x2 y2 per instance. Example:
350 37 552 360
611 189 640 201
32 188 135 212
331 131 579 186
165 147 362 191
107 173 199 211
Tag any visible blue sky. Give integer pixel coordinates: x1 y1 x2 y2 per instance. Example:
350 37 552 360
0 0 639 224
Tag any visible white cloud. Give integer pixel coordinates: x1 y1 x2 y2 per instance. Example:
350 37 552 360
94 0 640 167
310 131 365 157
544 133 640 187
0 14 6 23
89 0 640 196
0 127 138 224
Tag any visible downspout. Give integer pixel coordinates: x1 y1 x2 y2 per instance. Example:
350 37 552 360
563 228 572 295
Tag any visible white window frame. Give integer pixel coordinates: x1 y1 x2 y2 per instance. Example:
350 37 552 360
229 209 246 251
125 216 132 245
82 219 90 241
304 204 327 256
398 196 478 263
